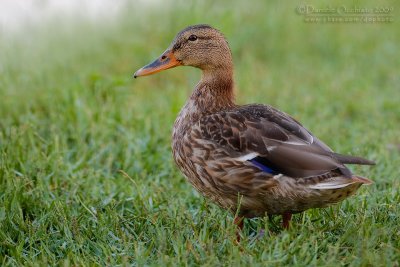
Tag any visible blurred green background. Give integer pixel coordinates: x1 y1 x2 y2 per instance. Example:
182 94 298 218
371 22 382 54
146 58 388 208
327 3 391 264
0 0 399 265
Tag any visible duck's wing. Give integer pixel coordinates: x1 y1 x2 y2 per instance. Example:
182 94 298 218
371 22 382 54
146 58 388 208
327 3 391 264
194 104 374 179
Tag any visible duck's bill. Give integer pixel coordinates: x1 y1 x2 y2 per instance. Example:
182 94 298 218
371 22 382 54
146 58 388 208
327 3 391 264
133 50 182 78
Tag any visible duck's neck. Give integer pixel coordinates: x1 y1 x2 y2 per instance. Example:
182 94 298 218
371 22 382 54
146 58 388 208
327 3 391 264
174 67 235 137
190 67 236 113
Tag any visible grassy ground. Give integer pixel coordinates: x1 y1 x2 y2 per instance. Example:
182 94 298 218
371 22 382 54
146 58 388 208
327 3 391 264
1 0 399 266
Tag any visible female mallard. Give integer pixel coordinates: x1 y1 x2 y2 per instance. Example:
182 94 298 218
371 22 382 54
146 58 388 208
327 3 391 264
134 25 374 232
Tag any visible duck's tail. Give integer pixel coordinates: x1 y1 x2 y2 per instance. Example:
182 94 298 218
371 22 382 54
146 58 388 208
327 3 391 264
308 175 373 190
352 175 374 185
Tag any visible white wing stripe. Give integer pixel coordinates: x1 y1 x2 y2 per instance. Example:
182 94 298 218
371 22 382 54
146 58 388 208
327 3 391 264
236 152 259 161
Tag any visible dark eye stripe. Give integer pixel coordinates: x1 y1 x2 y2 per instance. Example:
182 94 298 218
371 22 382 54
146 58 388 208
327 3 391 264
174 35 210 50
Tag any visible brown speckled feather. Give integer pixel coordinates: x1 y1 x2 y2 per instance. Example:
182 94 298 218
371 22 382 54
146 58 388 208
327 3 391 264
173 101 373 216
196 104 353 177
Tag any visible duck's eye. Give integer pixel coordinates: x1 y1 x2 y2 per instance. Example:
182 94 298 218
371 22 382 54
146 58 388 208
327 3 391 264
188 35 198 41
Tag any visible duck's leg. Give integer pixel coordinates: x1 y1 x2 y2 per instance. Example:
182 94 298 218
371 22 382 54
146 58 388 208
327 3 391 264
282 212 292 229
234 216 244 242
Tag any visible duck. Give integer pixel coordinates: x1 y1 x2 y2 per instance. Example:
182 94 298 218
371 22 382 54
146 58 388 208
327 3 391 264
133 24 374 234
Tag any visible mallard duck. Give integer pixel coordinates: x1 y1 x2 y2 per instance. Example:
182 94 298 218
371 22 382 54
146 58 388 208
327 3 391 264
133 25 374 233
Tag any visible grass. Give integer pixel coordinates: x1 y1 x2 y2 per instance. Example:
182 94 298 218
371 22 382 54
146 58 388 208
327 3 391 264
0 0 399 265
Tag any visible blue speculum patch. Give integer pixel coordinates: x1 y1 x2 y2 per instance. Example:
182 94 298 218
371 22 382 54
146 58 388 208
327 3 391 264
249 157 279 175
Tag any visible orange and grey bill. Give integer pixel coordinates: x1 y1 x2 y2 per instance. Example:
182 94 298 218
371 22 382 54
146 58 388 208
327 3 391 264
133 50 182 78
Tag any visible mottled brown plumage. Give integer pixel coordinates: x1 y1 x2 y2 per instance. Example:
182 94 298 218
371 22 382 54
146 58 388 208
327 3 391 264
134 24 374 231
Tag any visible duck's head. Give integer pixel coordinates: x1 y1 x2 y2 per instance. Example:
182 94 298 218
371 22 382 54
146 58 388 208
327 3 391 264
134 24 232 78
